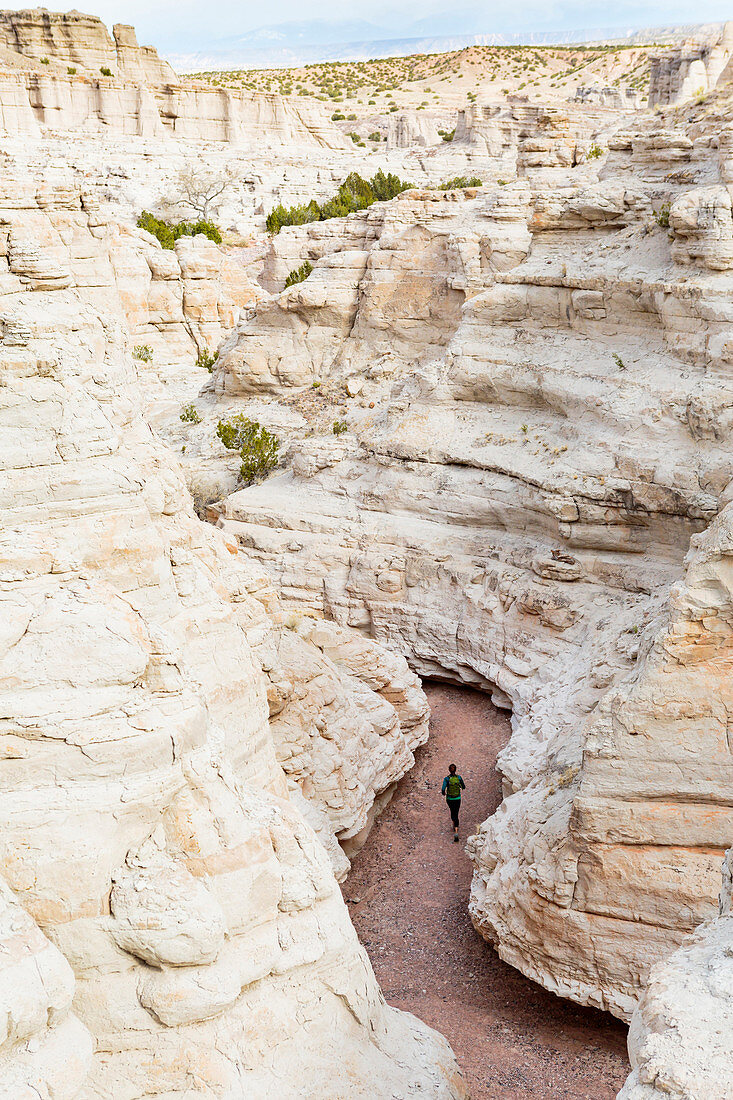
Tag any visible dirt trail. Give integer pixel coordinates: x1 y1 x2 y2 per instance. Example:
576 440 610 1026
345 683 629 1100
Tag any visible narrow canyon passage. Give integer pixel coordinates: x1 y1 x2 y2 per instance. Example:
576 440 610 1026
346 683 629 1100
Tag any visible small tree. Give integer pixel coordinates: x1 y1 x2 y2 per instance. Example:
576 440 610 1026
174 165 235 222
216 415 280 485
196 347 218 372
284 260 313 287
180 403 202 423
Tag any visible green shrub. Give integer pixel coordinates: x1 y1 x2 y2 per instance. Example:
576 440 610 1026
67 66 76 74
333 418 348 435
653 203 671 228
331 110 345 120
41 57 49 65
266 170 414 234
180 403 202 424
132 344 153 363
196 347 218 372
215 415 280 485
100 66 113 76
438 128 455 142
438 176 482 190
368 131 381 141
137 211 222 250
587 142 604 159
613 353 627 371
284 260 313 287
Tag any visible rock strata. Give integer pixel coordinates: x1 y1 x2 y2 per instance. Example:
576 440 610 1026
0 166 464 1097
618 848 733 1100
198 87 733 1027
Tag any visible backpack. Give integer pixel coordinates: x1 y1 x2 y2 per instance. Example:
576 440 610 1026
445 774 462 799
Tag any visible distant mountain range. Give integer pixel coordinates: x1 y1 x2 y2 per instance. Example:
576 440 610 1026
167 19 724 73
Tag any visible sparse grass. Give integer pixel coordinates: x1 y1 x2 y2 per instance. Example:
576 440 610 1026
333 418 348 435
133 344 153 363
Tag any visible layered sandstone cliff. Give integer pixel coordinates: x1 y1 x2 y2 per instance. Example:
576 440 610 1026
618 849 733 1099
0 8 175 81
193 91 733 1028
649 21 733 106
0 165 464 1097
0 8 348 150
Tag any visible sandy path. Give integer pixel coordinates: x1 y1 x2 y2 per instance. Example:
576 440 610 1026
345 682 629 1100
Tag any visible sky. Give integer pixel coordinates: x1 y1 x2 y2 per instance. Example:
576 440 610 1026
86 0 733 54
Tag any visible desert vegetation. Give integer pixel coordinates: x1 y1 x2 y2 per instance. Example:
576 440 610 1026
216 414 280 484
285 260 314 287
187 42 657 110
266 170 414 233
137 211 222 249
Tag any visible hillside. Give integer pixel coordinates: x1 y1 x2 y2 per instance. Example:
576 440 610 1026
187 42 659 111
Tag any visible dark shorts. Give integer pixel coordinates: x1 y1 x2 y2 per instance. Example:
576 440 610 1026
446 798 461 827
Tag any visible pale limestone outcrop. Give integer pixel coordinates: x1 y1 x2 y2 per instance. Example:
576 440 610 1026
0 10 348 151
217 555 430 878
648 21 733 107
213 185 531 396
0 8 175 82
0 68 349 148
448 102 617 181
197 99 733 1026
0 168 464 1097
618 849 733 1100
386 109 440 149
668 185 733 269
0 877 94 1098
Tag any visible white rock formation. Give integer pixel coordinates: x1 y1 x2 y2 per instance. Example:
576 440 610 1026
618 849 733 1099
0 8 176 81
649 21 733 106
196 91 733 1027
0 164 465 1097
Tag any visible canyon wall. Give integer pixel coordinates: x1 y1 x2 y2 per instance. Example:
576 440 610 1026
194 93 733 1025
0 8 175 81
618 849 733 1099
0 69 348 147
0 8 348 150
0 165 464 1097
648 21 733 106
